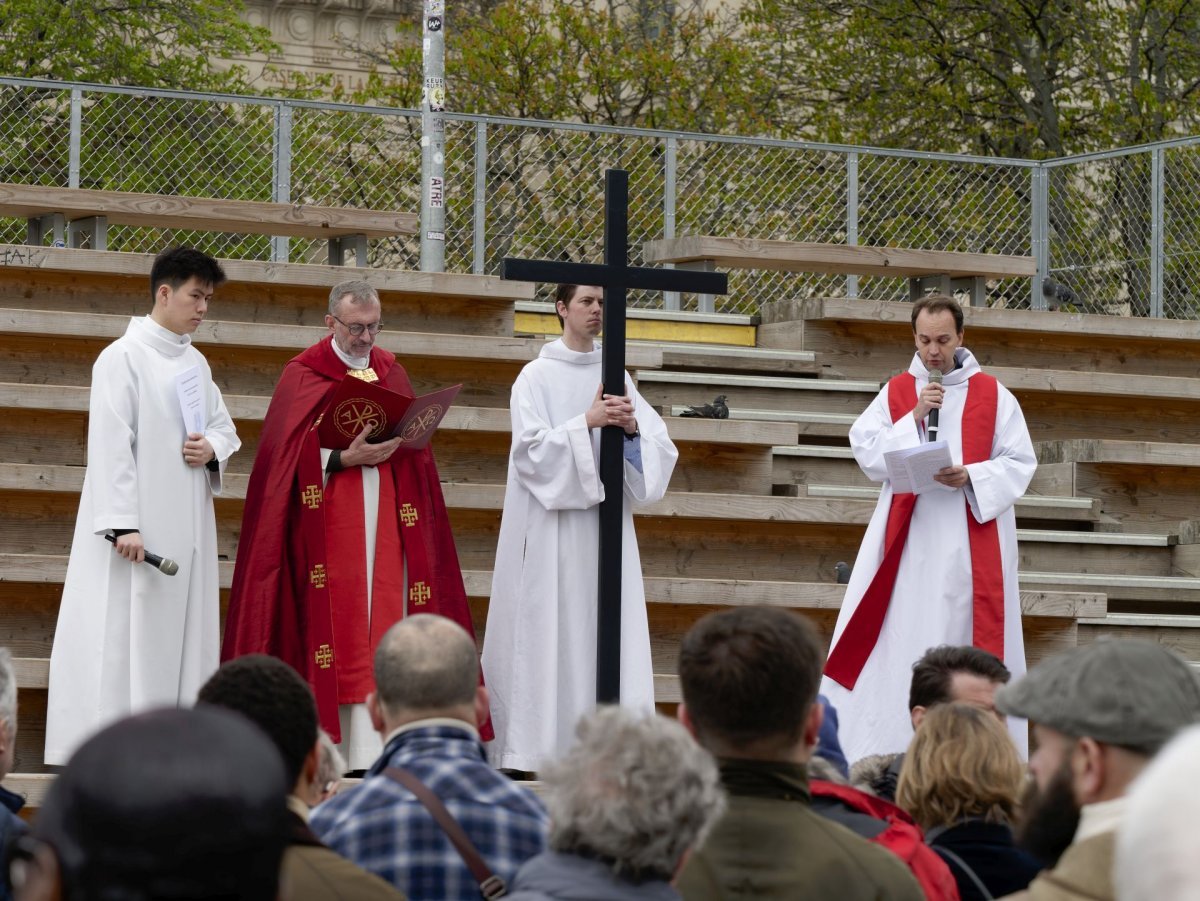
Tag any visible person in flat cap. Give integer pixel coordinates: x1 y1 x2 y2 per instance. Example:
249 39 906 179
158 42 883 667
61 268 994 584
992 638 1200 901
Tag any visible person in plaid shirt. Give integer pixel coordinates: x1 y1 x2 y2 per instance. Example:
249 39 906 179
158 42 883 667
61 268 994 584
311 614 548 899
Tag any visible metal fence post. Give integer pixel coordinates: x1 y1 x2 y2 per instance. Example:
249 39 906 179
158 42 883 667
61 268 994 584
420 0 447 272
271 103 293 264
663 135 680 311
473 121 487 275
1030 167 1048 311
1150 148 1164 318
68 89 82 189
846 152 859 298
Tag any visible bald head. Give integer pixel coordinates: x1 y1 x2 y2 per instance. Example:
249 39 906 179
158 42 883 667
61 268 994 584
374 615 479 718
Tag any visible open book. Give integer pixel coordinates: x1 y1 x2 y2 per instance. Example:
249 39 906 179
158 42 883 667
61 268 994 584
883 440 955 495
317 375 461 452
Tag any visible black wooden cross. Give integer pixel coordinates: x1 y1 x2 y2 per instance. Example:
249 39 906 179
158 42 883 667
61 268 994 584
501 169 728 704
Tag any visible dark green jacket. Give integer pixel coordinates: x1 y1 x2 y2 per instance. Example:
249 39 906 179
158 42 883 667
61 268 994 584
677 759 924 901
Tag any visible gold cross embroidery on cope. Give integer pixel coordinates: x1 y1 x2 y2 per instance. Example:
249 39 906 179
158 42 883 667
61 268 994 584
409 581 431 606
301 484 322 510
315 644 334 669
400 503 419 527
309 564 327 589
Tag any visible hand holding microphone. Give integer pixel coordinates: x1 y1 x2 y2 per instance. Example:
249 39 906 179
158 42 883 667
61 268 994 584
913 368 945 439
104 533 180 576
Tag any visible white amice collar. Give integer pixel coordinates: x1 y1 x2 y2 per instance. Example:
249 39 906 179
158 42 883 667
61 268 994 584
130 315 192 358
330 338 370 371
539 337 603 365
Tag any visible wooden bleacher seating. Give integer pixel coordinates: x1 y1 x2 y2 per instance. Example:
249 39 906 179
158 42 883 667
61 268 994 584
3 212 1198 811
0 184 416 266
642 236 1037 307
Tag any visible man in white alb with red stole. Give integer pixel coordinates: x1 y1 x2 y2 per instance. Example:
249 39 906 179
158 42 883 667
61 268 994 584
821 295 1036 763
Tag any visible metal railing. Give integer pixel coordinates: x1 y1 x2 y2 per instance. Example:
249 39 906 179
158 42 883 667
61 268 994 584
4 76 1199 318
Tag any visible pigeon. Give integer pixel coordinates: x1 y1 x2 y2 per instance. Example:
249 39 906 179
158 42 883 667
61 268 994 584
679 395 729 419
1042 277 1078 311
834 561 852 584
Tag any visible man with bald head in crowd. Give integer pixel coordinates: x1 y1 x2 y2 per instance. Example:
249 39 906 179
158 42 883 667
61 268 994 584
310 614 548 900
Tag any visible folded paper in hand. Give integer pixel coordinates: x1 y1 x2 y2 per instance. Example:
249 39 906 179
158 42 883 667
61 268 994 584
883 440 955 495
317 376 461 452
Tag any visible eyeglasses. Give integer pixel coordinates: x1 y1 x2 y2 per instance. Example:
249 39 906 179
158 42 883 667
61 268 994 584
330 314 383 337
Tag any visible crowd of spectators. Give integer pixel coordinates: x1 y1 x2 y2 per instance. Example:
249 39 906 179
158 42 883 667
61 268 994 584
3 609 1200 901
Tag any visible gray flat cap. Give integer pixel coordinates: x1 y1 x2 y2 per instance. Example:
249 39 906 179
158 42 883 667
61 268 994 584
995 638 1200 755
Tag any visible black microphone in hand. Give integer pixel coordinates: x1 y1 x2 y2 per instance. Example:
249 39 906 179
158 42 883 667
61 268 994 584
104 533 180 576
927 369 943 442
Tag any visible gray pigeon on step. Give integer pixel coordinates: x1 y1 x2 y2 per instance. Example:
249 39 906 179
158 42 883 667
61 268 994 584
679 395 729 419
834 561 852 584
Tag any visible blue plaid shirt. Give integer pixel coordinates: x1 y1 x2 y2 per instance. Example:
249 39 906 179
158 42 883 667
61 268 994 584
310 722 549 900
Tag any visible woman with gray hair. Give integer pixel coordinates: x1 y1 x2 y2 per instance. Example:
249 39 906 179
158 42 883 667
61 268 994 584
505 706 725 899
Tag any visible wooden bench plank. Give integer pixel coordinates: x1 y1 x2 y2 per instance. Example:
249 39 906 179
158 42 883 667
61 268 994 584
790 297 1200 344
642 236 1037 279
0 308 665 370
0 462 879 525
0 244 533 298
0 183 416 240
0 553 1106 622
0 383 796 449
1037 439 1200 467
803 484 1101 520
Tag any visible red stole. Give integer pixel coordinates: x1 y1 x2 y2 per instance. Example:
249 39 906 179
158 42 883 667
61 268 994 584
824 371 1006 690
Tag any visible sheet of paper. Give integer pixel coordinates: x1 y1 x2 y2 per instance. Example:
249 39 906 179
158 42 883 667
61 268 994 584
174 365 205 434
884 440 955 495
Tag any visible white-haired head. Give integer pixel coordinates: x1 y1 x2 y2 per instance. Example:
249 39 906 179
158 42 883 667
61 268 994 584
1116 724 1200 900
542 706 725 884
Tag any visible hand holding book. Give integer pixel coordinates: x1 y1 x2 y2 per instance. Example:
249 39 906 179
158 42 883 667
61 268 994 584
317 376 462 452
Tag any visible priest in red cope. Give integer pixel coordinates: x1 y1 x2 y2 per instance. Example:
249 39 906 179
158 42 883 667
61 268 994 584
820 295 1035 764
223 279 484 769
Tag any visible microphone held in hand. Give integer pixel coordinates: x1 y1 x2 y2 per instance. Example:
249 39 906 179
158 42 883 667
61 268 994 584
927 368 943 442
103 533 180 576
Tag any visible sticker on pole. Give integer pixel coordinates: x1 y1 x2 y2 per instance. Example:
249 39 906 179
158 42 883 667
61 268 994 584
429 177 444 208
426 230 445 241
426 15 442 31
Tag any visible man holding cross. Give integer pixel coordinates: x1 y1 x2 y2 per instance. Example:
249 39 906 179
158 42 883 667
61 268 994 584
482 283 678 773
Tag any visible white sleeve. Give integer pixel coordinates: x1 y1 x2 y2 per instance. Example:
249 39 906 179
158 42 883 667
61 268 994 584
201 364 241 496
625 379 677 506
87 348 141 533
509 373 604 511
849 385 921 483
965 386 1036 523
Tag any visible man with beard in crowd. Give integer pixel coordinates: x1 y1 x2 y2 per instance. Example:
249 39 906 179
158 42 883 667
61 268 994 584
994 639 1200 900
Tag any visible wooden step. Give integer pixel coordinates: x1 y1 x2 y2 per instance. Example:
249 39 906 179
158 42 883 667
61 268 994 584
804 484 1100 521
0 308 663 371
1078 613 1200 662
761 297 1200 381
0 463 881 527
0 382 796 495
0 243 533 336
1022 571 1200 606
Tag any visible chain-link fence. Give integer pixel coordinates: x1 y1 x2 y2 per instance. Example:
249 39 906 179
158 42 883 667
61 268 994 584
4 77 1199 317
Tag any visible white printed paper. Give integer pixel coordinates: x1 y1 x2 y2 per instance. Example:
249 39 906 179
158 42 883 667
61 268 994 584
174 365 205 434
884 440 955 495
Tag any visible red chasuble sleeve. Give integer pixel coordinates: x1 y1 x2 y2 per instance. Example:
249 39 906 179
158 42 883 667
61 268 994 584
223 336 491 742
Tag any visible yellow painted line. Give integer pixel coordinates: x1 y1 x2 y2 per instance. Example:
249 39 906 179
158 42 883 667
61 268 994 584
513 311 756 347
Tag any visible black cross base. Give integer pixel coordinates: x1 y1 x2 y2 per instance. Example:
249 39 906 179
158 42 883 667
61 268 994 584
501 169 728 705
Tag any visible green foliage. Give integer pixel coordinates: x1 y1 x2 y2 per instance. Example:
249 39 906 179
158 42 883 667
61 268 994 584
0 0 277 91
742 0 1200 157
353 0 780 134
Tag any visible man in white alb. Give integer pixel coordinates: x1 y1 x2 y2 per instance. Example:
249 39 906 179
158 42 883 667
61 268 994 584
483 283 678 773
46 247 240 765
821 294 1036 764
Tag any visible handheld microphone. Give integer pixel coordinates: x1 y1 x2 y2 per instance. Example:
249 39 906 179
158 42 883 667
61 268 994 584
104 533 180 576
927 368 943 442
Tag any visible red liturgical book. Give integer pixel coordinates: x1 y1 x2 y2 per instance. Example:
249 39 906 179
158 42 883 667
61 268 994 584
316 376 462 451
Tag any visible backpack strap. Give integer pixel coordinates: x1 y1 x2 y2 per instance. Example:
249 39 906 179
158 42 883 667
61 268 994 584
931 843 994 900
383 767 507 899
